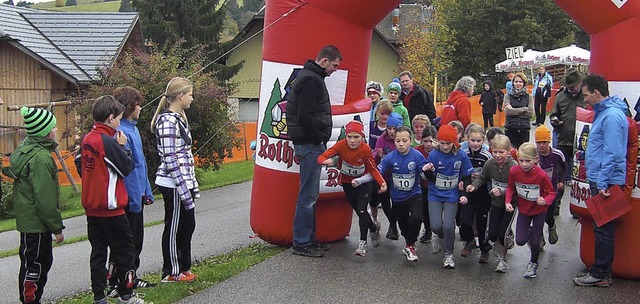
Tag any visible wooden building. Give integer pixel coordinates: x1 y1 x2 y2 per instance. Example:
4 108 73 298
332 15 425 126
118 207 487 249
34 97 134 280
0 4 144 153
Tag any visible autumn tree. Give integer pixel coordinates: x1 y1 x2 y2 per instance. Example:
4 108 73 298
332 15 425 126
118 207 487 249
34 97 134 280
71 42 243 183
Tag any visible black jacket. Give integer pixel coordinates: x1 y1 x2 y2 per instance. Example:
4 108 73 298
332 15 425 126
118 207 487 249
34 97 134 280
400 83 436 122
286 60 333 145
480 81 497 114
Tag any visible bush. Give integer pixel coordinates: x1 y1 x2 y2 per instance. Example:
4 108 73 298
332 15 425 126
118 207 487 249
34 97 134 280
70 41 242 184
65 0 77 6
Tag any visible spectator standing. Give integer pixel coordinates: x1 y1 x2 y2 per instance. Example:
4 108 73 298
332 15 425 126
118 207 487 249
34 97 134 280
503 73 534 149
440 76 476 129
398 71 437 122
532 66 553 126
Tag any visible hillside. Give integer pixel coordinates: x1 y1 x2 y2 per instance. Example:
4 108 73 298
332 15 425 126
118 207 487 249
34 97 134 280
31 0 120 12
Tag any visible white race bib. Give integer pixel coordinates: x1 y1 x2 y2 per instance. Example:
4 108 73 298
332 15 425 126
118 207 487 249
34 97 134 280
543 167 553 180
515 183 540 201
392 173 415 191
341 161 365 177
435 173 459 190
538 79 548 88
491 179 507 192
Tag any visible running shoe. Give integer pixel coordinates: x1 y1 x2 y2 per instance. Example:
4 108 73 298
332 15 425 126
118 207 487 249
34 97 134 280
354 240 367 257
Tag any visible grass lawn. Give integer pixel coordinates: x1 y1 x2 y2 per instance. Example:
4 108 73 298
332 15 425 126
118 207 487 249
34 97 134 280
56 243 283 304
0 160 254 233
32 0 121 12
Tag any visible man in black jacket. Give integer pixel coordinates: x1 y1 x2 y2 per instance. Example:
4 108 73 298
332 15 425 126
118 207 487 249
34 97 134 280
286 45 342 257
399 71 436 122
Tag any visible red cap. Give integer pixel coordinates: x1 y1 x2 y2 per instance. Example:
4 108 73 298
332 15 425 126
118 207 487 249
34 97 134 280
345 120 365 137
437 125 460 147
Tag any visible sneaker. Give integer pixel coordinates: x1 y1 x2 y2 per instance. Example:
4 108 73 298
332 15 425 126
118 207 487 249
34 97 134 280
133 278 156 289
95 297 109 304
162 273 195 283
431 234 443 254
354 240 367 257
548 225 558 244
107 285 119 298
495 259 509 273
419 231 432 243
505 229 515 250
118 292 146 304
371 221 382 247
291 244 324 258
574 273 611 287
479 251 490 264
403 245 419 262
540 236 546 251
386 226 399 240
523 262 538 278
181 270 198 281
443 254 455 269
461 240 475 257
311 240 330 251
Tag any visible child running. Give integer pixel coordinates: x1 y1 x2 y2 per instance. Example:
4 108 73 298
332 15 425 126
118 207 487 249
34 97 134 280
369 101 393 150
378 126 429 262
415 126 437 243
466 134 517 272
459 124 493 263
504 143 556 278
372 112 403 240
318 121 387 257
423 125 474 269
411 114 430 147
534 125 566 251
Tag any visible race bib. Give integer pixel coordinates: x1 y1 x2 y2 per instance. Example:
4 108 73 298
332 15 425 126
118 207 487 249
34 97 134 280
543 167 553 180
515 183 540 201
341 161 365 177
435 173 459 190
392 173 415 191
538 79 548 88
491 179 507 192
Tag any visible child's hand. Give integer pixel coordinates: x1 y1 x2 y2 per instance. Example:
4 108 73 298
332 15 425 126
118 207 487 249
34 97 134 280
115 130 127 145
557 182 564 190
536 197 546 206
351 179 359 188
322 158 335 166
490 188 502 197
505 203 514 212
53 232 64 243
378 182 387 193
459 196 468 205
458 181 464 191
143 196 154 205
466 185 476 193
423 163 434 172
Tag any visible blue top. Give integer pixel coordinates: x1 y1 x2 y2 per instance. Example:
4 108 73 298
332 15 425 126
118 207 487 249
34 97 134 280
585 95 628 190
532 72 553 98
118 119 154 213
506 80 513 95
378 148 427 202
426 149 474 202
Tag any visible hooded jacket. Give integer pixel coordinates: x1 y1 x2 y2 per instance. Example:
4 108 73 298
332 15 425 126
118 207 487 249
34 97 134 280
119 119 153 213
586 95 628 190
440 90 471 128
533 72 553 98
479 81 497 114
2 137 63 234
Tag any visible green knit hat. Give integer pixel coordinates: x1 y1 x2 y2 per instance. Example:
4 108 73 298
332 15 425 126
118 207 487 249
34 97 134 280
387 82 401 94
21 107 57 137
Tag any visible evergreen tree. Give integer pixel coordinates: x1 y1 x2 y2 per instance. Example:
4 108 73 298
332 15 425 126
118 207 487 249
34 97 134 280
2 0 15 6
65 0 77 6
132 0 241 81
119 0 135 12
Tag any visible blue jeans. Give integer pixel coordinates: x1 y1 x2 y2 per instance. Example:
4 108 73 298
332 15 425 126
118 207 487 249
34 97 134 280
588 182 619 278
292 143 325 246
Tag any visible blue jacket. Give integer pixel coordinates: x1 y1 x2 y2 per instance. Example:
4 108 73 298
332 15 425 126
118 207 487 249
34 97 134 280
119 119 154 213
378 148 427 202
426 149 474 202
532 72 553 98
585 96 628 190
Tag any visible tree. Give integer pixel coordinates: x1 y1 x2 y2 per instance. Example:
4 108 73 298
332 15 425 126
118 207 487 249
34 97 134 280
70 41 243 183
119 0 135 12
2 0 15 6
243 0 263 12
132 0 242 81
398 0 456 102
15 1 33 7
65 0 77 6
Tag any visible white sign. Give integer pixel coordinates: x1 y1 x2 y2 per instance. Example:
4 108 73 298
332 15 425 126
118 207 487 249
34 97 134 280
505 46 524 60
611 0 627 9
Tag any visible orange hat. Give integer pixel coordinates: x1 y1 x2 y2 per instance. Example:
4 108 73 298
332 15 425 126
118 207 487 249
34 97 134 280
437 125 460 147
345 120 365 137
535 125 551 142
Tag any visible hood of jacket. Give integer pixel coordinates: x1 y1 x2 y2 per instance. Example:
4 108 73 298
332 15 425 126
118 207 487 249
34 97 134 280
593 95 627 114
482 80 493 90
446 90 468 104
3 136 57 179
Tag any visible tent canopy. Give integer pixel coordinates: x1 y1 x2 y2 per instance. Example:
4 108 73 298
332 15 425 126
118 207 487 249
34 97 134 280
536 44 590 66
495 49 543 72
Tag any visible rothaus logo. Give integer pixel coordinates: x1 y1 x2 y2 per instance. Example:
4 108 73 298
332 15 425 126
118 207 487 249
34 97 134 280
257 133 299 169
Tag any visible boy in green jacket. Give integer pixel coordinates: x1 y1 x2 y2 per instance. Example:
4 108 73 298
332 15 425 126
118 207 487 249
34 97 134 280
2 107 64 304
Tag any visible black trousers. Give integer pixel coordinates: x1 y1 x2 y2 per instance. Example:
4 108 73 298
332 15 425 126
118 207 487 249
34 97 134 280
487 206 514 246
370 182 396 228
159 186 196 277
482 113 494 129
393 194 423 246
534 95 548 124
108 208 144 286
505 128 530 149
459 190 492 252
18 232 53 304
588 183 621 278
87 215 135 300
421 187 430 234
343 182 375 241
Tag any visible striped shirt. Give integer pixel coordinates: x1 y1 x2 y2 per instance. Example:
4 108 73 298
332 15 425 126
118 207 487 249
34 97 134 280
155 111 200 208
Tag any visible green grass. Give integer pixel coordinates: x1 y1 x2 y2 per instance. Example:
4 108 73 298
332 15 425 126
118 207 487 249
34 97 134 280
32 0 121 12
56 243 283 304
0 160 254 233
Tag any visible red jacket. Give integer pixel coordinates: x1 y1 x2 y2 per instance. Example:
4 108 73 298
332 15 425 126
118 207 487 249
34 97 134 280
76 123 133 217
440 90 471 128
505 165 555 216
317 140 384 186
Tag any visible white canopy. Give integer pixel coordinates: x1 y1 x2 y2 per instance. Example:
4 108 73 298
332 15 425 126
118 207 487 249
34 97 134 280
536 44 590 66
495 49 543 73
